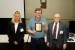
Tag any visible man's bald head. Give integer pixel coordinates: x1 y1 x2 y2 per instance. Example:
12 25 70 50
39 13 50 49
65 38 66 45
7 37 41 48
54 13 60 23
54 13 60 18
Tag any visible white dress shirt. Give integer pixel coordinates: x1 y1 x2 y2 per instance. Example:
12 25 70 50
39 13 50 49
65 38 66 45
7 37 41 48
52 22 59 39
15 23 19 33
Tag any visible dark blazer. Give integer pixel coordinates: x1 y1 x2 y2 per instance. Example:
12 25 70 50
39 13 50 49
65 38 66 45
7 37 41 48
47 21 68 48
8 22 25 43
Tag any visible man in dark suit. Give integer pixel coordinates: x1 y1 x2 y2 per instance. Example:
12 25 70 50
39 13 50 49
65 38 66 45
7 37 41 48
47 13 68 50
8 11 25 50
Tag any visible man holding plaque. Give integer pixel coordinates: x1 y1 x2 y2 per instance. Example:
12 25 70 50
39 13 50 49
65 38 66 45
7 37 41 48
27 8 48 50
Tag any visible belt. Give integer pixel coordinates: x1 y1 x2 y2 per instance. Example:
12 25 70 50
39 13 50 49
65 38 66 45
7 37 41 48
32 37 44 40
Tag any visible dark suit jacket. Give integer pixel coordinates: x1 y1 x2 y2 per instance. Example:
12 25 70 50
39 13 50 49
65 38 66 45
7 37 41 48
47 21 68 48
8 22 25 44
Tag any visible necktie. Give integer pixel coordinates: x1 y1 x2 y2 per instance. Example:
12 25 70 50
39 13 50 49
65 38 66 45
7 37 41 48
52 23 57 39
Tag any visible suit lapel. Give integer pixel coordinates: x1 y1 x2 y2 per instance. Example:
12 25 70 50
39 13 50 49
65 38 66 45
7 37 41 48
59 22 62 34
12 23 15 33
57 22 61 38
50 22 54 39
51 22 54 34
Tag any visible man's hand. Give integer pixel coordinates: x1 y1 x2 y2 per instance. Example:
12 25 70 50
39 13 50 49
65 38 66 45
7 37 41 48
28 30 36 34
32 30 37 34
42 22 48 32
47 42 49 47
42 22 46 27
63 44 67 50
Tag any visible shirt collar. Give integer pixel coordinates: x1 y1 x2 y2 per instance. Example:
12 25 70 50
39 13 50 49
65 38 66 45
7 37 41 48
34 16 41 21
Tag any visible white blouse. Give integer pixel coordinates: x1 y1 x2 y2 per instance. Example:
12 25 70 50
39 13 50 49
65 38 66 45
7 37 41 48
15 23 19 33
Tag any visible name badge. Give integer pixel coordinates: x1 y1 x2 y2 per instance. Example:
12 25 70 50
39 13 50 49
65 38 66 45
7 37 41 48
60 31 63 34
20 28 24 32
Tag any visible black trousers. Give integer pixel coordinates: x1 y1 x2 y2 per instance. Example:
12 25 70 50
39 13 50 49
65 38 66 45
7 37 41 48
51 39 63 50
9 42 24 50
31 37 45 50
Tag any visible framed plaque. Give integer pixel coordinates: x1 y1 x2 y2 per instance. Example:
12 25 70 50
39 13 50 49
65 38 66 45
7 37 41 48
35 23 42 32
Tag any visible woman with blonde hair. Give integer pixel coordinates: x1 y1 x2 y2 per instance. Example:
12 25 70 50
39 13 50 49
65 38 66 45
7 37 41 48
8 11 25 50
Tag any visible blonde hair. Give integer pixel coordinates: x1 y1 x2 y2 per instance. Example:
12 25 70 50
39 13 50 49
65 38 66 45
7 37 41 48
11 11 22 23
